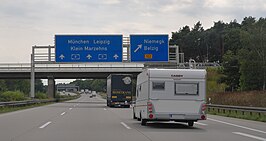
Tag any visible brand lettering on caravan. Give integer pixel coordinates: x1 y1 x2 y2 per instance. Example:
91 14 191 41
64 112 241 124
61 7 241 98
171 74 183 78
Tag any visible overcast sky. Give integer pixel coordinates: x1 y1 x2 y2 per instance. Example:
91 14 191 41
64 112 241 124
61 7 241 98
0 0 266 63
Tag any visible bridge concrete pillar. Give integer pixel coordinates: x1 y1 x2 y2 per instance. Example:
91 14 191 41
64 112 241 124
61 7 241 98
47 77 55 98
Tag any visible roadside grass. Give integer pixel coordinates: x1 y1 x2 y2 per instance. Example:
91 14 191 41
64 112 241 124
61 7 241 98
0 91 28 102
99 92 107 99
206 67 227 95
0 102 53 114
207 108 266 122
206 67 266 107
208 91 266 107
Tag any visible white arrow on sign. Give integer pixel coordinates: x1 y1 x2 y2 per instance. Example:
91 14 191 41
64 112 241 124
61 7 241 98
113 54 119 59
134 44 142 53
86 54 92 59
59 54 65 60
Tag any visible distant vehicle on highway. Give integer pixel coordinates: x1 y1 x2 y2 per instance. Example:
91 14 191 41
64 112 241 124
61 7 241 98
92 91 97 97
85 89 89 94
107 74 132 108
133 69 207 126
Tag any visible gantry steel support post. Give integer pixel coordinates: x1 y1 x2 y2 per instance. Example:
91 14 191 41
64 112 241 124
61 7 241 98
30 46 35 98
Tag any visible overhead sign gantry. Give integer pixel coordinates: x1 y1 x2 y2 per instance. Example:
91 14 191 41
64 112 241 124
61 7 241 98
30 34 179 99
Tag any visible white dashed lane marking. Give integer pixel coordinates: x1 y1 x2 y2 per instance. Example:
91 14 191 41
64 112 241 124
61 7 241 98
195 122 208 126
121 122 131 129
39 121 52 129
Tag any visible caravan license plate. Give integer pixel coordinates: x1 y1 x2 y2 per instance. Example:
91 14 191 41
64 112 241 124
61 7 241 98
170 114 185 119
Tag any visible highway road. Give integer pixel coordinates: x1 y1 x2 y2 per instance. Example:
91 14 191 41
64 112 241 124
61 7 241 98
0 94 265 141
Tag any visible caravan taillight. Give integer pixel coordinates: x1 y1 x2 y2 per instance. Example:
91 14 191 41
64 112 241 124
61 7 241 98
147 102 153 113
201 115 206 120
147 101 154 119
149 114 154 119
202 103 206 111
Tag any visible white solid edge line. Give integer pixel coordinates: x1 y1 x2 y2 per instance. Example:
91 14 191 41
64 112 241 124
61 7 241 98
208 118 266 134
121 122 131 129
233 132 266 141
39 121 52 129
195 122 208 126
61 112 66 116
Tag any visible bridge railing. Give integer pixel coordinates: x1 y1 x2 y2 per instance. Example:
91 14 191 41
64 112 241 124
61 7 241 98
0 63 31 70
0 62 221 71
0 63 145 71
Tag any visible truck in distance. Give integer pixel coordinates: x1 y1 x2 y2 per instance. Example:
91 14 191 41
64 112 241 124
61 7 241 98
133 69 207 126
107 74 133 108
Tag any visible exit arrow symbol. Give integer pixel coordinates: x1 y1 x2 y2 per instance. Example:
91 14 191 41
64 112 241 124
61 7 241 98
113 54 119 59
134 44 142 53
86 54 92 59
59 54 65 60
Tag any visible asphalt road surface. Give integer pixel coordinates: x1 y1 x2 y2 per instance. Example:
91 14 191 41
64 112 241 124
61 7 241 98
0 94 265 141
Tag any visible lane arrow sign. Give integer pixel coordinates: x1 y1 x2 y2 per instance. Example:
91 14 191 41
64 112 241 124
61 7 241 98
113 54 119 59
59 54 65 60
134 44 142 53
86 54 92 59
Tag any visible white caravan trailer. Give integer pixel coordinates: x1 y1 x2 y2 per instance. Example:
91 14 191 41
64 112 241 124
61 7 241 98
133 69 207 126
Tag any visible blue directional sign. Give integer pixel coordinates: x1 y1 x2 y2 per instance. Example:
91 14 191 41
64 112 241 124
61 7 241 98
130 35 169 62
55 35 123 62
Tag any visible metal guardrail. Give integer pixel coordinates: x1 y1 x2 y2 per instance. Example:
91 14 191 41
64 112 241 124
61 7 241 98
0 99 55 107
0 97 80 108
207 104 266 118
0 63 145 72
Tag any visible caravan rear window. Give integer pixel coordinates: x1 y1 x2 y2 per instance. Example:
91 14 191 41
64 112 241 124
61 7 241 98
175 83 199 95
152 82 165 90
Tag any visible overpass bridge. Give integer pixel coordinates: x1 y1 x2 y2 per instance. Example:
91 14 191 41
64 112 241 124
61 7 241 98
0 63 144 79
0 41 181 98
0 39 182 79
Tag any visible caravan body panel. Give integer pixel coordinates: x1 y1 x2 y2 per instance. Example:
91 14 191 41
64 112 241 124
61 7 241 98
134 69 207 123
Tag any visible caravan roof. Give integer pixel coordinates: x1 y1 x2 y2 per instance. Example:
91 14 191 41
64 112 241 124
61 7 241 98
146 69 206 79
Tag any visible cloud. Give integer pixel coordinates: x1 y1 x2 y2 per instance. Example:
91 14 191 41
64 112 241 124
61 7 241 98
102 0 121 5
0 0 266 63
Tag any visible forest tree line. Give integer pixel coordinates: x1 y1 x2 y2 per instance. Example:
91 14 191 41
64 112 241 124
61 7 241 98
170 16 266 91
0 79 45 95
